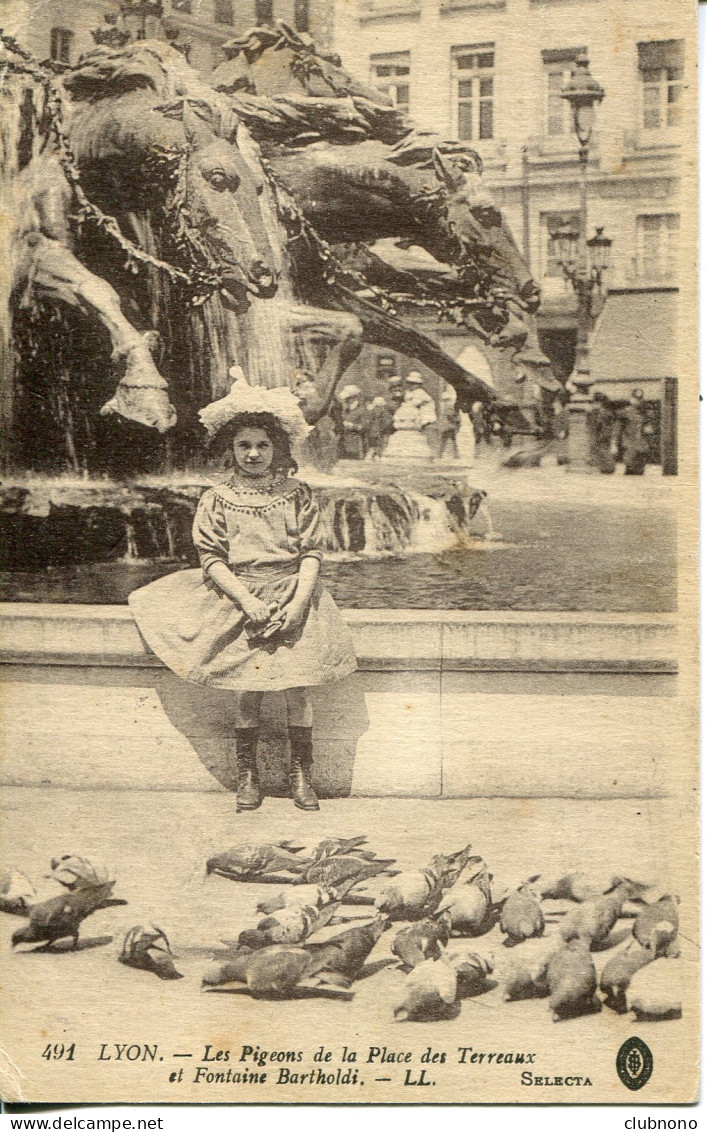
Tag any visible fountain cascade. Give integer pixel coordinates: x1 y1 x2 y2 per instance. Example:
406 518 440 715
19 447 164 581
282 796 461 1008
0 472 490 572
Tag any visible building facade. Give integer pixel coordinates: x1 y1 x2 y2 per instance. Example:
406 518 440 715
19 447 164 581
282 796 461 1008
12 0 333 75
9 0 687 462
332 0 687 460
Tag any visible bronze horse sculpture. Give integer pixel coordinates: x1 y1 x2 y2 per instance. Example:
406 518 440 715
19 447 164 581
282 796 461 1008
4 39 286 470
2 29 538 473
212 24 540 367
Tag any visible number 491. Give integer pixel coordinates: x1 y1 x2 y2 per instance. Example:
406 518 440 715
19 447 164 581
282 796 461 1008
42 1043 75 1061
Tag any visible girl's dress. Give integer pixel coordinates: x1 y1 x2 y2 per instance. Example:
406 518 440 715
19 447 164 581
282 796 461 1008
128 477 357 691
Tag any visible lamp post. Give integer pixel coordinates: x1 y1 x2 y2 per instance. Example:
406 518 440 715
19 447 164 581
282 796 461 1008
559 53 610 470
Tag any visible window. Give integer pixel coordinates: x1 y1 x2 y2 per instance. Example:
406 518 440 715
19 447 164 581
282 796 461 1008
636 214 680 278
294 0 309 32
541 48 585 136
50 27 73 63
638 40 684 130
543 212 580 278
370 51 410 110
255 0 274 23
214 0 233 23
452 45 494 142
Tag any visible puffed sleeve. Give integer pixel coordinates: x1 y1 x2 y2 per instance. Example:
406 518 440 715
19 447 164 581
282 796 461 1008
192 489 230 573
295 482 325 562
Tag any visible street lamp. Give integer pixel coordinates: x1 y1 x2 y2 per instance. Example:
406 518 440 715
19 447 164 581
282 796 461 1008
559 53 609 470
586 226 612 274
560 53 606 390
561 54 604 153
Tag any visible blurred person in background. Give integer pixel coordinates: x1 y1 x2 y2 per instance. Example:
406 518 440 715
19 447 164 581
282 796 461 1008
337 385 368 460
437 387 461 461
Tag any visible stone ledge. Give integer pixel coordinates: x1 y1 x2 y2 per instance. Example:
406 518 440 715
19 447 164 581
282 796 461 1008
0 603 677 674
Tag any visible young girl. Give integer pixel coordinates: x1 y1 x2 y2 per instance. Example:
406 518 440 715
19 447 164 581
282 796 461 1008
128 371 357 812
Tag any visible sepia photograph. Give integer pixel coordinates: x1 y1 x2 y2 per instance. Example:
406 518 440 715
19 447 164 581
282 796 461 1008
0 0 699 1107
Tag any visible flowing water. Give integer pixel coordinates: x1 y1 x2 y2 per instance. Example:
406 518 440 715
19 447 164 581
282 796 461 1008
0 473 676 611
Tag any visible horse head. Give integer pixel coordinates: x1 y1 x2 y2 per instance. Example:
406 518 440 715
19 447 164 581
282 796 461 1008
157 98 279 308
431 149 541 315
64 44 279 312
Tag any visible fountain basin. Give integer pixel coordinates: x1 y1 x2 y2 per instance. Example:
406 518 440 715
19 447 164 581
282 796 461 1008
0 473 487 569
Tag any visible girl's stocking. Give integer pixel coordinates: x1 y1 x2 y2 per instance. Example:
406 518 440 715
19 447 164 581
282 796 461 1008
288 726 320 811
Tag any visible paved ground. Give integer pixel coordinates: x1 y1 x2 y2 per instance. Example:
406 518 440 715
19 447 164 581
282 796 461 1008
1 789 697 1104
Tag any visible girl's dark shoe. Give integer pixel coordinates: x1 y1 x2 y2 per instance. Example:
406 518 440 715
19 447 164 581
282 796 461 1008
288 726 320 811
235 727 262 811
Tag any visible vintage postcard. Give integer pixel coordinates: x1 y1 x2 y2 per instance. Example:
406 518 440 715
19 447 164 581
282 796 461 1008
0 0 699 1107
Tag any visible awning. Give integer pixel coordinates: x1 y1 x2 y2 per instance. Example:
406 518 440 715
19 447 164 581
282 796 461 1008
589 288 678 383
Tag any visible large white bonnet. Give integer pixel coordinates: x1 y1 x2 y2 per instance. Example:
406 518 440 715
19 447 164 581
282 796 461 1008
198 366 312 442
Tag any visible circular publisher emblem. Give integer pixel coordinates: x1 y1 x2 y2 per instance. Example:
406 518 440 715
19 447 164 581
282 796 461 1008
616 1036 653 1091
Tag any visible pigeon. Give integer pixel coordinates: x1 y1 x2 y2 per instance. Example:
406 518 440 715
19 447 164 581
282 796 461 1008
559 881 634 949
536 870 620 902
391 912 452 969
46 855 109 891
500 885 545 944
545 941 598 1021
310 836 372 861
502 955 550 1002
302 855 396 890
626 957 683 1020
238 901 341 948
11 882 127 950
537 870 649 904
206 842 310 881
119 924 183 980
243 945 342 999
429 846 476 889
256 877 361 916
304 915 390 982
632 894 680 948
256 884 339 916
202 948 255 988
0 870 35 915
393 958 458 1021
203 942 341 998
600 921 676 1012
375 867 445 922
437 862 493 936
443 944 494 998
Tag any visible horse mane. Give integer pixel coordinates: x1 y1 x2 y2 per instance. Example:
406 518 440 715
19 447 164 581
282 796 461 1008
61 42 239 167
63 42 191 101
213 22 483 175
221 22 348 75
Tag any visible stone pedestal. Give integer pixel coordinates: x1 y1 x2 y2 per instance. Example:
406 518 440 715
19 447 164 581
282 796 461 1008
0 603 678 799
566 392 598 472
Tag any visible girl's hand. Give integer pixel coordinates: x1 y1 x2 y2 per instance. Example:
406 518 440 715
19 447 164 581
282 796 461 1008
241 596 277 626
279 599 308 635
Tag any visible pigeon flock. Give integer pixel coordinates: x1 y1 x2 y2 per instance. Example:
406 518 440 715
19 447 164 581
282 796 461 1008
2 838 683 1024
